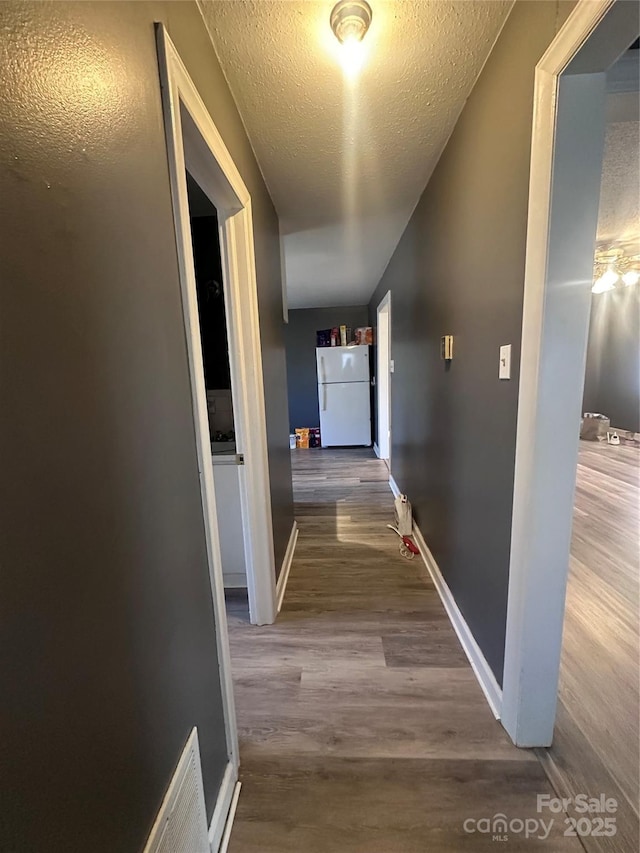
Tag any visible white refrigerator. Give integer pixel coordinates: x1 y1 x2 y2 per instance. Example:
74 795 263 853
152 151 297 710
316 346 371 447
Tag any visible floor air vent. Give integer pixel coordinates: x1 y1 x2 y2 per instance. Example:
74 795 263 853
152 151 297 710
144 728 210 853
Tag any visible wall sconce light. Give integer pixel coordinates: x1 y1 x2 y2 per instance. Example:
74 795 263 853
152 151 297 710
592 245 640 293
330 0 372 75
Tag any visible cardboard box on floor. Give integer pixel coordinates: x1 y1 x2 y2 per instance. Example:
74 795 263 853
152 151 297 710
295 428 310 449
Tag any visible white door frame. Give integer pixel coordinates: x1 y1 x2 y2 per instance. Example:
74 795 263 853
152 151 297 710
376 291 391 462
501 0 637 747
156 26 276 627
156 23 278 841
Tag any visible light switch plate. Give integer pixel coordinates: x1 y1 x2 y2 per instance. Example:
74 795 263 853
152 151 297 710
499 345 512 379
441 335 454 360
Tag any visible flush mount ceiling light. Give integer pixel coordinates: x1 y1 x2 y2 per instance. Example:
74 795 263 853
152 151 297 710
330 0 372 45
330 0 372 74
592 245 640 293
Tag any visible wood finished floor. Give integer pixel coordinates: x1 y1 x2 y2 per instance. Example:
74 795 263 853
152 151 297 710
226 449 581 852
539 440 640 853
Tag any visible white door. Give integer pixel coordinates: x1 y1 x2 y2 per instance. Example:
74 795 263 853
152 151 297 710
316 346 369 384
319 381 371 446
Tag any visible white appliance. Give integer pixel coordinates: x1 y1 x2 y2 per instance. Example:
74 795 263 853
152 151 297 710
316 346 371 447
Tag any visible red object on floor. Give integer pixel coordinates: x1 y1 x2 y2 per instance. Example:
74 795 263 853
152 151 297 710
402 536 419 555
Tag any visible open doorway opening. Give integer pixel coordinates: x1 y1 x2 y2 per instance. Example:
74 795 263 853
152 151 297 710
376 291 391 463
156 23 281 844
157 25 277 636
540 41 640 848
502 0 639 810
185 173 248 595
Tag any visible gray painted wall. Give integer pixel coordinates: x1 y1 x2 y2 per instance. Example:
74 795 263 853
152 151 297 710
285 306 369 430
583 287 640 431
0 2 292 850
368 0 576 685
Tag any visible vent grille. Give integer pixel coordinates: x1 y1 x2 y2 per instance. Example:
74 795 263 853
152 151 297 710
145 728 209 853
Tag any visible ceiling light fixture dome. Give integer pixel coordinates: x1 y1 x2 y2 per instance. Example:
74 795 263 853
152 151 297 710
592 244 640 293
592 269 618 293
330 0 372 45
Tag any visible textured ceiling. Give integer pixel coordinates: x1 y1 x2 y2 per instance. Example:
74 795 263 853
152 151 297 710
598 52 640 253
597 119 640 251
200 0 513 308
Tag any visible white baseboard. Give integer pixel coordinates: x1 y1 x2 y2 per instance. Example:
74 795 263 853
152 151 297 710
385 477 502 718
208 762 239 852
411 523 503 720
217 780 241 853
388 474 401 498
373 442 380 458
276 520 298 612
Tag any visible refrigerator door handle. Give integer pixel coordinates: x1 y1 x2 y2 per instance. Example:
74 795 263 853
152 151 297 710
322 383 327 411
320 355 326 384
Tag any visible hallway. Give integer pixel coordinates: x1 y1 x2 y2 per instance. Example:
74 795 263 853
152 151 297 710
226 450 581 851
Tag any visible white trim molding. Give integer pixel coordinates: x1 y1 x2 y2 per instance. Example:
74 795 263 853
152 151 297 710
412 524 503 720
501 0 636 747
388 474 401 498
208 762 241 852
388 475 502 718
276 520 298 612
279 225 289 323
156 24 277 636
217 781 242 853
373 442 380 458
156 21 240 783
376 290 392 462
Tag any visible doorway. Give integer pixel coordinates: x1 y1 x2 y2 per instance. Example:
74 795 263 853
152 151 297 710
376 291 391 463
157 25 276 627
156 22 278 846
185 173 249 594
501 0 639 752
544 42 639 847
